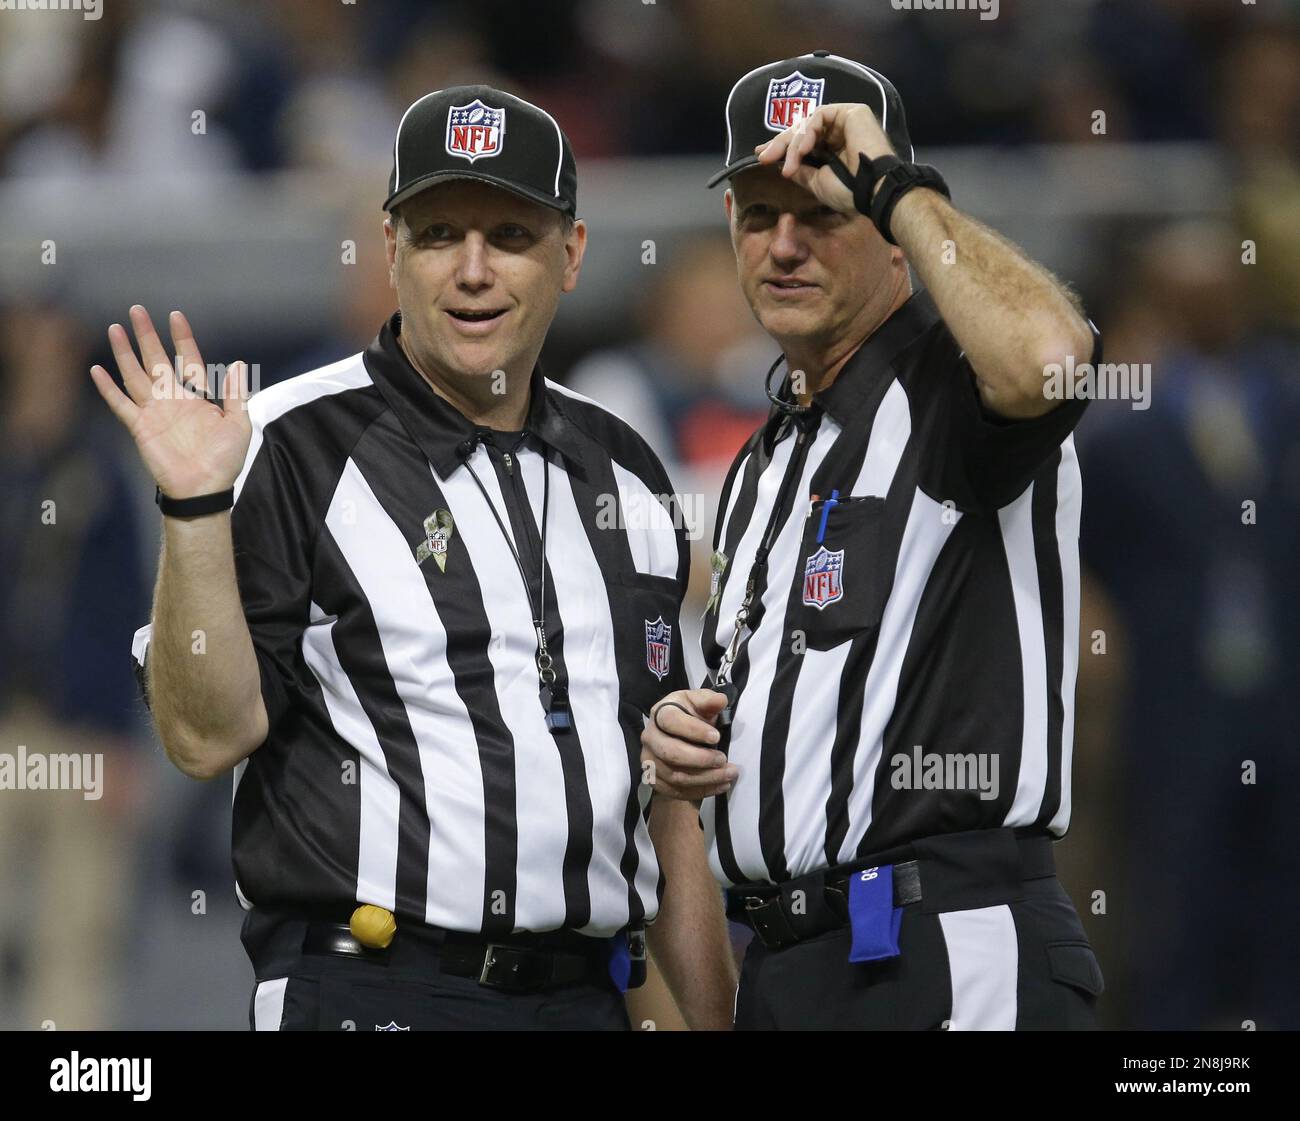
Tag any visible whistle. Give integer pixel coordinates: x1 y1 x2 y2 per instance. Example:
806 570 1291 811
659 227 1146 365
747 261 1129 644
714 681 739 727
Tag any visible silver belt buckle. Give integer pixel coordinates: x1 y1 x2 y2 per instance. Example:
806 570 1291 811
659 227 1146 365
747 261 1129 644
479 944 502 985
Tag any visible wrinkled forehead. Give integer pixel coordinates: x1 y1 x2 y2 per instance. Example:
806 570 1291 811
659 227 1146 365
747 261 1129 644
728 163 820 211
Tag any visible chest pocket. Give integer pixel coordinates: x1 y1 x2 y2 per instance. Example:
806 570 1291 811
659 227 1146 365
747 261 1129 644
791 495 889 652
607 570 682 715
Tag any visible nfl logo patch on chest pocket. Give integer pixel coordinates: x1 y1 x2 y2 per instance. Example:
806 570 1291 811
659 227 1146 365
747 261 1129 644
803 545 844 609
645 617 672 681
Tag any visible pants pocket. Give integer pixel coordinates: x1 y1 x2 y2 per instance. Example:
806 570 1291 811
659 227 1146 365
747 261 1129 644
1046 940 1105 999
1012 882 1104 1029
316 970 489 1031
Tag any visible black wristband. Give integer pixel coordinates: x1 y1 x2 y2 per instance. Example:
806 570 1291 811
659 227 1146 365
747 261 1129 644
865 154 951 245
849 152 902 217
155 486 235 518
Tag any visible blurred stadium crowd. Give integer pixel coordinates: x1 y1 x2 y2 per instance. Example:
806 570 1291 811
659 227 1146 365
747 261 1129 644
1 0 1298 1029
4 0 1292 169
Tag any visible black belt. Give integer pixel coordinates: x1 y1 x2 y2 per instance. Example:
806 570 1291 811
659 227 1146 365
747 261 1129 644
301 923 620 995
727 827 1055 951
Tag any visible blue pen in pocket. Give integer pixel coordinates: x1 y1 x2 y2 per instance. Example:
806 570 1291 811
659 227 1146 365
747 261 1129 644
816 488 839 545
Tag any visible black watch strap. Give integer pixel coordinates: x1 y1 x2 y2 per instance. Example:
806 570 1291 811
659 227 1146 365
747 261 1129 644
852 153 902 217
827 150 951 244
155 486 235 518
868 156 951 245
822 151 896 211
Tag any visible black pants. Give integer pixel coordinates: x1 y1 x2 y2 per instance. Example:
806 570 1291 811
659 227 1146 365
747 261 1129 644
735 859 1103 1030
244 911 629 1031
249 957 629 1031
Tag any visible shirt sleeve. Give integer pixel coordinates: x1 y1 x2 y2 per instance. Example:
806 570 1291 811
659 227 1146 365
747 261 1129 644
668 496 691 698
229 423 315 735
618 430 692 702
128 413 314 737
917 316 1102 512
131 623 153 710
649 453 692 700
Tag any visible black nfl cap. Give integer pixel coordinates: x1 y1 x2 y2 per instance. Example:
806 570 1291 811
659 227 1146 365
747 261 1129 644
385 84 577 215
708 51 913 188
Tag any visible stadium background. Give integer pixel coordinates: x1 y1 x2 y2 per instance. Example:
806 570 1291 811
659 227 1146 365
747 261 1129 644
1 0 1297 1030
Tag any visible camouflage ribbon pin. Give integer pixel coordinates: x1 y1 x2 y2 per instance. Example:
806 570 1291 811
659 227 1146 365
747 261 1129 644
415 509 455 572
705 549 728 614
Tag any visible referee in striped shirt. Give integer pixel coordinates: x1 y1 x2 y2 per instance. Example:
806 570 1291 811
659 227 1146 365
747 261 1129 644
643 54 1105 1029
93 86 735 1031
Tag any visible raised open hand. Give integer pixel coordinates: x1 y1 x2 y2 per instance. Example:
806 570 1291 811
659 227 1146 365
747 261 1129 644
90 305 252 500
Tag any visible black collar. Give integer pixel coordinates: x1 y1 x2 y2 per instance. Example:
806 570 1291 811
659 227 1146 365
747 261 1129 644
766 287 942 440
363 311 586 479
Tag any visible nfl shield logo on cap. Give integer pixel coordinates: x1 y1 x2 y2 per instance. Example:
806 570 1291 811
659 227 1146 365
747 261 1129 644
765 71 825 132
645 617 672 681
386 84 577 214
446 99 506 163
707 54 914 188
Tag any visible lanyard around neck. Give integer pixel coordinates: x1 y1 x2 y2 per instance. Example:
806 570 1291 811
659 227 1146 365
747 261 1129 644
458 432 571 733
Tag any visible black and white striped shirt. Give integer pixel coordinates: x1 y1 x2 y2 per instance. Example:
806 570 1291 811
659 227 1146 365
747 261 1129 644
133 313 689 937
701 288 1100 887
